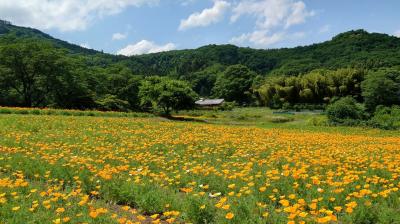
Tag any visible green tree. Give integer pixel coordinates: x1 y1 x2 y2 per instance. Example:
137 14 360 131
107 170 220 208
0 40 68 107
212 65 256 104
139 76 197 115
326 97 366 124
361 69 400 111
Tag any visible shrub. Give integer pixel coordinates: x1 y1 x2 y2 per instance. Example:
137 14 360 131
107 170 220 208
0 108 12 114
268 116 295 123
308 116 329 126
369 105 400 130
326 97 366 125
218 101 236 111
96 94 130 112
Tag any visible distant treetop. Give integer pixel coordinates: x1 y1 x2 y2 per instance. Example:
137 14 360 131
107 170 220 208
0 20 11 25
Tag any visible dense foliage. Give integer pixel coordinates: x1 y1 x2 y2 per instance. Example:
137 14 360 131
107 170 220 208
326 97 366 125
368 105 400 130
0 21 400 123
212 64 256 104
255 69 365 108
361 69 400 111
139 76 197 115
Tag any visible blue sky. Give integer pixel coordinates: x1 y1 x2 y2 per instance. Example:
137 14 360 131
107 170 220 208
1 0 400 55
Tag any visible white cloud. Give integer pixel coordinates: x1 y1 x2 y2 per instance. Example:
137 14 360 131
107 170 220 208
394 30 400 38
180 0 196 6
179 0 230 30
319 25 330 34
80 43 91 49
112 32 127 40
230 31 285 47
230 0 314 47
0 0 158 31
117 40 176 56
231 0 314 30
230 30 305 48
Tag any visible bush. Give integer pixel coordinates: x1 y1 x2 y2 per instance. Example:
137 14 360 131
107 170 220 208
326 97 366 125
308 116 329 126
218 101 236 111
96 94 131 112
369 105 400 130
268 116 295 123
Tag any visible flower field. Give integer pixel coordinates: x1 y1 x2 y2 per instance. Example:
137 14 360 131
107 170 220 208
0 114 400 223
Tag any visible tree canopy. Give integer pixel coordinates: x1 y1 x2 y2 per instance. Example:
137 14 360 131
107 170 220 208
0 22 400 114
139 76 197 115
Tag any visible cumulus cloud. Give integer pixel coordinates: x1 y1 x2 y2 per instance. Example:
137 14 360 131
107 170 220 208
230 31 306 48
112 32 127 40
179 0 230 30
231 0 314 30
80 43 91 49
230 31 285 47
117 40 176 56
394 30 400 38
230 0 314 47
0 0 158 31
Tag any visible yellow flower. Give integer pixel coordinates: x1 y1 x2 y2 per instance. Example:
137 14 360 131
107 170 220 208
222 204 230 210
334 206 342 212
225 212 234 219
279 199 290 207
299 212 308 217
228 184 236 189
346 207 353 214
12 206 20 211
56 207 65 213
317 216 332 223
309 202 317 210
89 210 99 218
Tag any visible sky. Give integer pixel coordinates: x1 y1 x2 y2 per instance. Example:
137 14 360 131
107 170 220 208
1 0 400 56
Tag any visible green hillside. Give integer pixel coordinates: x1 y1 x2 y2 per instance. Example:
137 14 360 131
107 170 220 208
2 20 400 77
125 30 400 77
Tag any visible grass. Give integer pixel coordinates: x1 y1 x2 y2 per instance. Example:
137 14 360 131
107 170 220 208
175 107 400 136
0 106 154 118
0 107 400 223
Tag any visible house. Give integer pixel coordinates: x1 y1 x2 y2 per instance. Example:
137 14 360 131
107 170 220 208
195 98 225 108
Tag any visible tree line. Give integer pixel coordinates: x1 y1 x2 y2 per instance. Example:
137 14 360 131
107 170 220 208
1 22 400 124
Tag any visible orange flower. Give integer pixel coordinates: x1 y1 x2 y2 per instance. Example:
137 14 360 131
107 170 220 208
225 212 234 219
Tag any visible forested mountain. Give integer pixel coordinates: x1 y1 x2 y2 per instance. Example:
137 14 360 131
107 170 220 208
0 20 399 112
127 30 400 77
2 20 400 77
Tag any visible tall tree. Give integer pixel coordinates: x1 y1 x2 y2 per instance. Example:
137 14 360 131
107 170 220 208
361 69 400 111
212 64 256 104
0 40 68 107
139 76 197 115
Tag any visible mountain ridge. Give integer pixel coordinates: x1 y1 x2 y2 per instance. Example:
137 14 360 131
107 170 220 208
1 20 400 77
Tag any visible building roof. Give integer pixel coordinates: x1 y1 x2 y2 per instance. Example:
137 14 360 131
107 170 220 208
195 99 225 106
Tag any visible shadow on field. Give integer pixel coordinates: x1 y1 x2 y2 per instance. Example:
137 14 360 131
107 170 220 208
161 115 208 123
